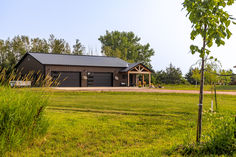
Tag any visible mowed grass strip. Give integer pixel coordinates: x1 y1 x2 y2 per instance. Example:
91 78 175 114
8 91 236 156
48 91 236 113
161 84 236 91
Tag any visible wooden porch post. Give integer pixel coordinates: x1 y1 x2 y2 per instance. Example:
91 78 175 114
128 72 130 87
142 74 144 87
136 74 138 86
149 72 151 87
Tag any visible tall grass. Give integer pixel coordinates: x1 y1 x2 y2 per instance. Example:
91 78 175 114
0 68 54 155
172 111 236 156
201 111 236 155
0 87 49 155
0 67 60 87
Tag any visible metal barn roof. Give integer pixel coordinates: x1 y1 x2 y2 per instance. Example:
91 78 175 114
28 52 129 68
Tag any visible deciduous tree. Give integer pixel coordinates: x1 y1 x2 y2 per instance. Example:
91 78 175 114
48 34 71 54
72 39 85 55
31 38 49 53
0 35 85 72
218 69 233 85
183 0 235 143
98 30 155 67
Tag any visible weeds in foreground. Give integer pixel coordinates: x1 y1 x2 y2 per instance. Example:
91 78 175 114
0 68 54 155
0 67 60 87
171 111 236 156
0 87 49 155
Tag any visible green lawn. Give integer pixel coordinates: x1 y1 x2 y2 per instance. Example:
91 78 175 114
161 84 236 91
8 91 236 156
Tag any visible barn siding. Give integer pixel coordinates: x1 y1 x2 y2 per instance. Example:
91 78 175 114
16 55 44 76
45 65 124 87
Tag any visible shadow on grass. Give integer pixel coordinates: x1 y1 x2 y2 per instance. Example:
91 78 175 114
47 106 181 117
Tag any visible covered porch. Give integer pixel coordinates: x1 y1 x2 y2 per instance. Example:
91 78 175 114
121 63 152 87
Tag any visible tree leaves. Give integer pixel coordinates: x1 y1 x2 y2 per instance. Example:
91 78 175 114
72 39 85 55
155 63 184 84
183 0 235 57
0 35 85 71
190 45 200 54
48 34 71 54
98 30 155 67
225 20 231 27
227 0 235 5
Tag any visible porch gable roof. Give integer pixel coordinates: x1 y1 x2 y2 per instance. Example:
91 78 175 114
120 62 152 73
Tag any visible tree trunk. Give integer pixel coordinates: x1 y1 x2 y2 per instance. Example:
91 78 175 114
211 83 214 112
196 56 205 143
196 24 207 143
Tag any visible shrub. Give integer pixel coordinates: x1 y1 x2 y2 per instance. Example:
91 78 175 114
0 87 49 155
174 111 236 156
201 111 236 155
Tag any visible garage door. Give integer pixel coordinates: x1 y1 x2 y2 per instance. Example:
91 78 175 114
87 72 113 87
51 71 81 87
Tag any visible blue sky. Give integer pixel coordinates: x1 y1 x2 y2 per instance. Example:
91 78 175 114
1 0 236 74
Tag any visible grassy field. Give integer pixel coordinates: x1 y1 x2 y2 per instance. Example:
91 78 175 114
161 84 236 91
8 90 236 156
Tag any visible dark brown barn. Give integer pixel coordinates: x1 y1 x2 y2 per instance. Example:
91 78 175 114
15 52 152 87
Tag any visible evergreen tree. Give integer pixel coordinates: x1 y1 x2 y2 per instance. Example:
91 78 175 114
185 68 196 85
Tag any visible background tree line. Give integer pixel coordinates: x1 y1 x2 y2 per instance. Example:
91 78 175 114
152 63 235 85
0 31 234 85
0 34 85 72
0 31 155 73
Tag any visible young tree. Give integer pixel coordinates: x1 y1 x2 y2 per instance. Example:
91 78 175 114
204 63 219 85
192 68 201 85
183 0 235 143
98 30 155 67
